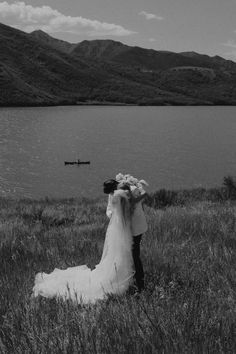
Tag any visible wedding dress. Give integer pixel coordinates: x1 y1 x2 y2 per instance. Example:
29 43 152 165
33 190 134 303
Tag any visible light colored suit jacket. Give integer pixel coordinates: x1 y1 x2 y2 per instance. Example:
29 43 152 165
106 187 147 237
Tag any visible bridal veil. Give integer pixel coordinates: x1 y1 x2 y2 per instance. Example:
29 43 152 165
33 190 134 304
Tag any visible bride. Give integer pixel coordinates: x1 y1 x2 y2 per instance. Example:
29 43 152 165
33 181 134 304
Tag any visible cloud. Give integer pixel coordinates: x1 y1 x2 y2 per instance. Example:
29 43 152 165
221 40 236 60
222 39 236 48
148 38 156 42
139 11 163 21
0 1 136 36
224 51 236 61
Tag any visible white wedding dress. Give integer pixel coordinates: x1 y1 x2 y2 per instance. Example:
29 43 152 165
33 190 134 304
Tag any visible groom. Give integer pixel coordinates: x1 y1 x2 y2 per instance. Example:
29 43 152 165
103 179 148 293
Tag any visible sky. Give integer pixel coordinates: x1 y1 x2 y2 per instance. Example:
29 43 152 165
0 0 236 61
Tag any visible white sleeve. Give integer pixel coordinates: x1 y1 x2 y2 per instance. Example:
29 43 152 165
106 195 113 218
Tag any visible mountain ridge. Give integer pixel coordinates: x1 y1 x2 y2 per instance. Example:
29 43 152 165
30 30 77 53
1 22 236 106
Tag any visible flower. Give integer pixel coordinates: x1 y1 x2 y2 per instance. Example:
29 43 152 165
115 172 149 192
139 179 149 186
115 173 124 182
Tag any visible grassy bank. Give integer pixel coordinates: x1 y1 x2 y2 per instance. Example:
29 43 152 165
0 194 236 353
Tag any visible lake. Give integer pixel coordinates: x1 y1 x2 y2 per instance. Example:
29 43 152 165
0 106 235 199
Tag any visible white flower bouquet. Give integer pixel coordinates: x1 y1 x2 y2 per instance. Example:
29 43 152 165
115 173 148 193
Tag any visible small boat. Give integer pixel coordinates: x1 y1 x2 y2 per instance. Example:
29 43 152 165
77 161 90 165
64 159 90 166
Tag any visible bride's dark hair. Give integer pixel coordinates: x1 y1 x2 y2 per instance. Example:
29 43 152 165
103 179 118 193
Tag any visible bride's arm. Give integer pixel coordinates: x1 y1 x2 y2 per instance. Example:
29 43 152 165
113 189 130 199
106 195 113 218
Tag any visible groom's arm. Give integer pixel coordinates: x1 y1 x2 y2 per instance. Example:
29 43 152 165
132 191 147 204
130 186 147 204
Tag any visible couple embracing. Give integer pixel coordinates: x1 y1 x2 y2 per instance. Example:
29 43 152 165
104 175 148 293
33 174 148 304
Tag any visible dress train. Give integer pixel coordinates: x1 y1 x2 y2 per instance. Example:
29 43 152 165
33 190 134 303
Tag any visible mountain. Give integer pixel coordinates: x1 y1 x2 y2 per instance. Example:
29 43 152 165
1 22 236 106
30 30 76 54
180 51 236 72
0 23 107 105
0 23 180 106
73 40 204 71
73 40 236 72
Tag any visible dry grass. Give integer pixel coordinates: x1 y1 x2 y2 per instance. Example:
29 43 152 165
0 196 235 353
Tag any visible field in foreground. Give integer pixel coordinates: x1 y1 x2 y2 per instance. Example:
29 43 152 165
0 196 235 353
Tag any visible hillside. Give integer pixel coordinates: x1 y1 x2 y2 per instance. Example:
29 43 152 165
73 40 236 72
30 30 77 54
0 23 110 105
1 22 236 106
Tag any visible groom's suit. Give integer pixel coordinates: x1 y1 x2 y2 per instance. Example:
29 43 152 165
106 186 147 292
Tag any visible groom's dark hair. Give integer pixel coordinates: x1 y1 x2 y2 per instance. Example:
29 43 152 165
103 179 118 193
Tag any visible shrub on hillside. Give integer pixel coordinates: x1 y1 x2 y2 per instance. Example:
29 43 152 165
223 175 236 200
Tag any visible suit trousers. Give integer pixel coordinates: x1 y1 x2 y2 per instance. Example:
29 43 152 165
132 234 144 291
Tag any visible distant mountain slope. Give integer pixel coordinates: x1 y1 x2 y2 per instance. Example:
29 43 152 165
30 30 76 54
72 40 203 71
0 23 112 105
1 22 236 106
0 23 168 106
180 51 236 72
72 39 128 60
73 40 236 73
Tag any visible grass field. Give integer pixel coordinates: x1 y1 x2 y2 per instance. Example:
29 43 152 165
0 195 235 353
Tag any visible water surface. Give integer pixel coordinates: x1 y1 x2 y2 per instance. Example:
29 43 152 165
0 106 235 198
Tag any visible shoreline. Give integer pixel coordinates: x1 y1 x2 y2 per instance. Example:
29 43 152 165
2 101 235 108
0 184 235 206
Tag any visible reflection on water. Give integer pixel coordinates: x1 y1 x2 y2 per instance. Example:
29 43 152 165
0 106 236 198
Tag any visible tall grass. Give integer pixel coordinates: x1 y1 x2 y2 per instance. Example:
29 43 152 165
0 195 235 353
145 176 236 209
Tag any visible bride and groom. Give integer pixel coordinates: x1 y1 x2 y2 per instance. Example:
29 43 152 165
33 174 148 304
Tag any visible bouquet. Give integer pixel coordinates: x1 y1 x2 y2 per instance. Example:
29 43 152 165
115 173 148 193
